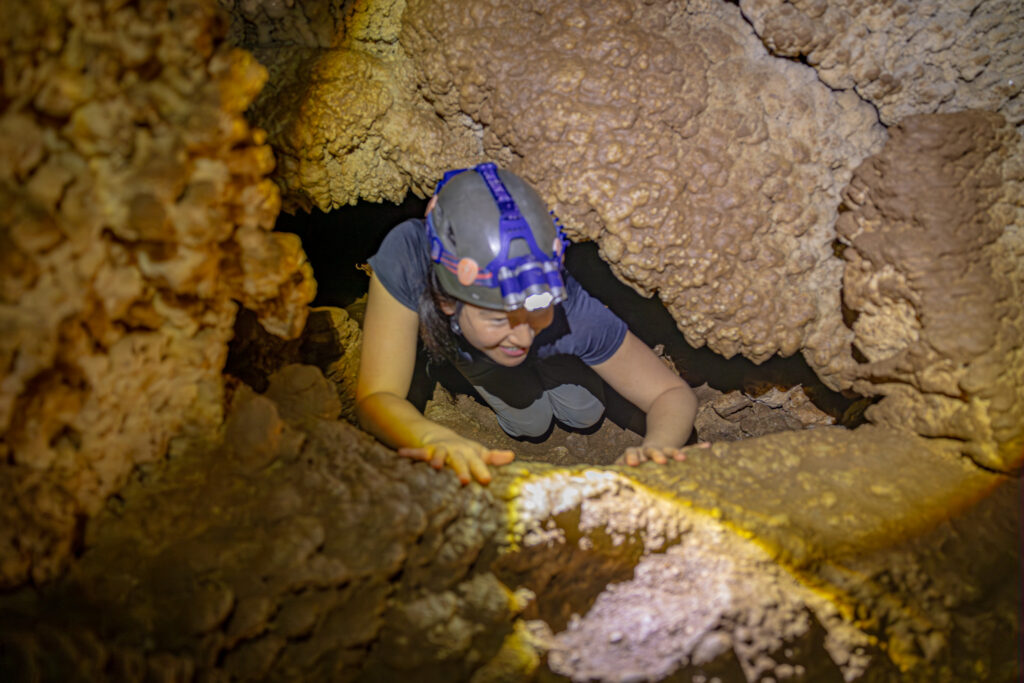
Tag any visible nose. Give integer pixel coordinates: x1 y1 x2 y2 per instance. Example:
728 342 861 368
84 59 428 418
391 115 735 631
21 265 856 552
507 322 535 348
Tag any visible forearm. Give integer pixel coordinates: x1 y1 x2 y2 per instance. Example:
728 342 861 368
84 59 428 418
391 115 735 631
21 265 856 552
356 391 461 450
641 384 698 449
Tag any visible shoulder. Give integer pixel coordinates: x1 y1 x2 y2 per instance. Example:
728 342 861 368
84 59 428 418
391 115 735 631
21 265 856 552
367 218 430 312
539 274 628 365
380 218 428 252
562 275 617 322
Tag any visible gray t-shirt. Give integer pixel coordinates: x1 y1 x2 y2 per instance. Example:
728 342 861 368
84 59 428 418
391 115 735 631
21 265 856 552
368 218 628 367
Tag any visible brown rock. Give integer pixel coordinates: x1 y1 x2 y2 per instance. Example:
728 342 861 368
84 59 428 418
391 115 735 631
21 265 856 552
838 111 1024 472
0 0 315 587
739 0 1024 126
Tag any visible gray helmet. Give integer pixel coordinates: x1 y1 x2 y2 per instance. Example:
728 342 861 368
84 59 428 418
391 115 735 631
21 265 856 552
426 163 568 311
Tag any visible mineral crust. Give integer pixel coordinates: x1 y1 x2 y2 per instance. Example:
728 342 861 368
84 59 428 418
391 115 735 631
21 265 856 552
838 111 1024 472
0 0 315 587
738 0 1024 127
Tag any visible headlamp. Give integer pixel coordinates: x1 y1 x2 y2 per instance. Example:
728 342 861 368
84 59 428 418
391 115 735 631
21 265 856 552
427 162 569 312
524 292 554 311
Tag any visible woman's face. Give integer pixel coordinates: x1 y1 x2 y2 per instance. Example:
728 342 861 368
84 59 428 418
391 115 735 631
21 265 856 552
444 302 555 367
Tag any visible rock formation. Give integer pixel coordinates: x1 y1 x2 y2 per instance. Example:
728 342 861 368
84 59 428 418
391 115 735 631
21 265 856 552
839 111 1024 472
1 365 1016 681
738 0 1024 127
226 0 1023 470
226 0 481 209
0 0 315 587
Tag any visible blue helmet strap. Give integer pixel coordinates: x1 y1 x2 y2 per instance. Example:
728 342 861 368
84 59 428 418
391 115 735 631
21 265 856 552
473 163 550 265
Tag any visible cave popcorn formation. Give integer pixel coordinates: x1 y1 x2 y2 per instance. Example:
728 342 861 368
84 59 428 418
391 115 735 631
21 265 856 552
0 0 1021 681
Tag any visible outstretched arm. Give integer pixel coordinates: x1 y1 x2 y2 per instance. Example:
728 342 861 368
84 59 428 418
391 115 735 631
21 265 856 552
355 274 514 484
591 331 699 465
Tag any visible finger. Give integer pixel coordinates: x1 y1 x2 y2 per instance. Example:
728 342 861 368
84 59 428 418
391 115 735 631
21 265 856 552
428 447 446 469
397 447 429 461
671 448 687 461
448 452 471 485
647 447 667 465
468 455 492 485
624 448 640 467
484 449 516 466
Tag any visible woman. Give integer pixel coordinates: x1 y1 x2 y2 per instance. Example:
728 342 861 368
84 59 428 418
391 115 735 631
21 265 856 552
356 163 698 485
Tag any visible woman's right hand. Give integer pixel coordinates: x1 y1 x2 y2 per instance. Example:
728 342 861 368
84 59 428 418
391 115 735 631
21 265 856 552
398 436 515 485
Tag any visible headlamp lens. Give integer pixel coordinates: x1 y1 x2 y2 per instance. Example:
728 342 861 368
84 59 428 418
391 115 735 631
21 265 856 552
524 292 554 311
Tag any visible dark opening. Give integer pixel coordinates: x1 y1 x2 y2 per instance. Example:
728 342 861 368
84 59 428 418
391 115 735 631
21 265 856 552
275 194 430 309
274 197 863 424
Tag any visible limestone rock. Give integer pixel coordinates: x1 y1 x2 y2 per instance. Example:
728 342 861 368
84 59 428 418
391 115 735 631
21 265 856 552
424 384 643 467
693 384 835 443
399 0 885 371
0 366 1017 681
230 1 886 369
222 0 483 211
837 111 1024 472
739 0 1024 126
1 365 523 681
0 0 315 587
226 305 363 421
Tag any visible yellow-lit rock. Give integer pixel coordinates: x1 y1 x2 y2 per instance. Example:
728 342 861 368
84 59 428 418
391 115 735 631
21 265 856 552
0 0 314 587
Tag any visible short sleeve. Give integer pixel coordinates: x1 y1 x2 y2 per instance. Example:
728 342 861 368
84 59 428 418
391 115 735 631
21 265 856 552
560 276 628 365
367 219 430 312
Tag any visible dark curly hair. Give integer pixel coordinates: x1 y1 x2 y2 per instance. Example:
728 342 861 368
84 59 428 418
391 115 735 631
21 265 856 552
418 267 463 364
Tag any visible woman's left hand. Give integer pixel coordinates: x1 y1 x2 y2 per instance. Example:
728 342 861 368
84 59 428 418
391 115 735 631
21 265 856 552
617 442 710 466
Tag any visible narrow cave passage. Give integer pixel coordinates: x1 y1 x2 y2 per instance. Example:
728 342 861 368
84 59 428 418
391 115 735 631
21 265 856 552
270 197 866 430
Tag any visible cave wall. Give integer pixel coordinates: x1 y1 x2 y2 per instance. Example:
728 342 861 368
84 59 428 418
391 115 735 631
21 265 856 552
838 111 1024 471
0 0 315 587
225 0 483 208
0 1 1019 676
4 365 1015 681
1 0 1021 603
738 0 1023 127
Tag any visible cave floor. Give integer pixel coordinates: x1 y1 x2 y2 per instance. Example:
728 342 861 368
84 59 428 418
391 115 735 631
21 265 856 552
1 366 1018 682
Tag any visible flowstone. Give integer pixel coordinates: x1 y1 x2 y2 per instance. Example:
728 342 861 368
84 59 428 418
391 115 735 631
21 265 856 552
0 365 518 681
1 2 1021 682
